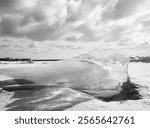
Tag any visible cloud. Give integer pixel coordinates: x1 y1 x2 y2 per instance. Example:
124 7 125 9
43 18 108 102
102 0 143 20
141 18 150 32
66 36 79 42
0 43 11 48
66 0 82 22
28 42 39 48
142 19 150 27
0 0 105 41
19 8 46 26
0 0 18 12
0 0 149 50
141 41 150 47
0 0 67 40
0 15 18 36
75 24 99 41
0 0 38 14
104 26 127 42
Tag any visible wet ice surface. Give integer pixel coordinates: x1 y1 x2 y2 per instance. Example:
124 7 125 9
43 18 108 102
0 60 150 111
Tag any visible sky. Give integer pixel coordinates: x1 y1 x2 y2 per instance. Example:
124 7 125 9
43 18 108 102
0 0 150 59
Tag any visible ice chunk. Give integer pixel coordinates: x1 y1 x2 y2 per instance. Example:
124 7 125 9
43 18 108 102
70 50 130 97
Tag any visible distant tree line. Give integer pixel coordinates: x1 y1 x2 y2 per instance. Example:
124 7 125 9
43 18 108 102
0 57 33 63
1 56 150 63
130 56 150 63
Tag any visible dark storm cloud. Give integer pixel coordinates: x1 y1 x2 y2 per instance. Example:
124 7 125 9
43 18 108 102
0 0 22 14
0 0 67 41
0 16 18 36
0 1 49 41
0 0 17 9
